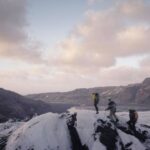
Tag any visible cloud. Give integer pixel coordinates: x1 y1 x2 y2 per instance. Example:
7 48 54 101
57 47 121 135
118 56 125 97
87 0 99 5
1 0 150 94
0 0 43 63
116 26 150 55
1 63 149 94
140 55 150 68
54 0 150 73
118 0 150 21
98 66 150 86
41 0 150 92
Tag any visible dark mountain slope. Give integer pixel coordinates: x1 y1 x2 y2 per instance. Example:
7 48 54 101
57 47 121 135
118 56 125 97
0 88 52 122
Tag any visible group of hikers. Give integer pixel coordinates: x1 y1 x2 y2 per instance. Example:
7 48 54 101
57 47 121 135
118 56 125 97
92 92 138 131
66 93 140 150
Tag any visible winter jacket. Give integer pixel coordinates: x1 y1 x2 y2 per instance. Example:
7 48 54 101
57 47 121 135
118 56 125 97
107 101 116 112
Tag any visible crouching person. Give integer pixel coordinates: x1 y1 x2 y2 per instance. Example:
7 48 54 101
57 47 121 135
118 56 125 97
127 109 138 131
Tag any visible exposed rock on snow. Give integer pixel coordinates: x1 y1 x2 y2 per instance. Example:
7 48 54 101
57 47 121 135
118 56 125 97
0 121 23 149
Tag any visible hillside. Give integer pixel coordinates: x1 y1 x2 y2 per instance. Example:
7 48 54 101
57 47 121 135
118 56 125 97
0 88 53 122
1 109 150 150
0 88 74 122
27 77 150 106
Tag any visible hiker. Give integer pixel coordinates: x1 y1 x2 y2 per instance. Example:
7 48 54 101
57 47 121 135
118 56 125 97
127 109 138 131
92 93 100 114
105 98 118 122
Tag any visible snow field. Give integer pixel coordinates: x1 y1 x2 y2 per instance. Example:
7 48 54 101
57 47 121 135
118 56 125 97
4 108 150 150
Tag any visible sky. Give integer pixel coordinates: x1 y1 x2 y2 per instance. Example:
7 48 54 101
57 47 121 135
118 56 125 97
0 0 150 94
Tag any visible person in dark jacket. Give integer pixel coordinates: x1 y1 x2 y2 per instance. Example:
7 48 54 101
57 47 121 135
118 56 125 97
92 93 100 114
127 109 138 131
106 98 118 122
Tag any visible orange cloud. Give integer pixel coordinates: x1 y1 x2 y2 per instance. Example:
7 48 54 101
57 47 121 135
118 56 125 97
54 0 150 72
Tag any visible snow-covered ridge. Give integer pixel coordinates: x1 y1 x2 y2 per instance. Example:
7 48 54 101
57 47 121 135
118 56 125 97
1 109 150 150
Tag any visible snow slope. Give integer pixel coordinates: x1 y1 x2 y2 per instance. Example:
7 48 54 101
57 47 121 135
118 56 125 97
4 108 150 150
0 121 23 137
6 113 71 150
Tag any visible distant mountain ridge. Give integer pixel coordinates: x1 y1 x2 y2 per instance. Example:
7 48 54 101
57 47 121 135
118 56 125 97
27 77 150 106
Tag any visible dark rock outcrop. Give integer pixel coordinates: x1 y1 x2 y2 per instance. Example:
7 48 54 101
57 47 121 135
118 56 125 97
94 118 150 150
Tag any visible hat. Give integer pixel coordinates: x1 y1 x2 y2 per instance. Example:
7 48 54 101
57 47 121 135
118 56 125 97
129 109 135 113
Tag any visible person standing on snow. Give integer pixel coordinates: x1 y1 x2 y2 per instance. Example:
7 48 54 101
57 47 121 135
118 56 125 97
92 93 100 114
106 98 118 122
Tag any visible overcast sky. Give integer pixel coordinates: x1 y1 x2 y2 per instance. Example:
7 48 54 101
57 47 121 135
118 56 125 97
0 0 150 94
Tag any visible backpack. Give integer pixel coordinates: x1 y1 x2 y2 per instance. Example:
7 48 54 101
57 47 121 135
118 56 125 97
95 93 99 103
129 110 138 122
